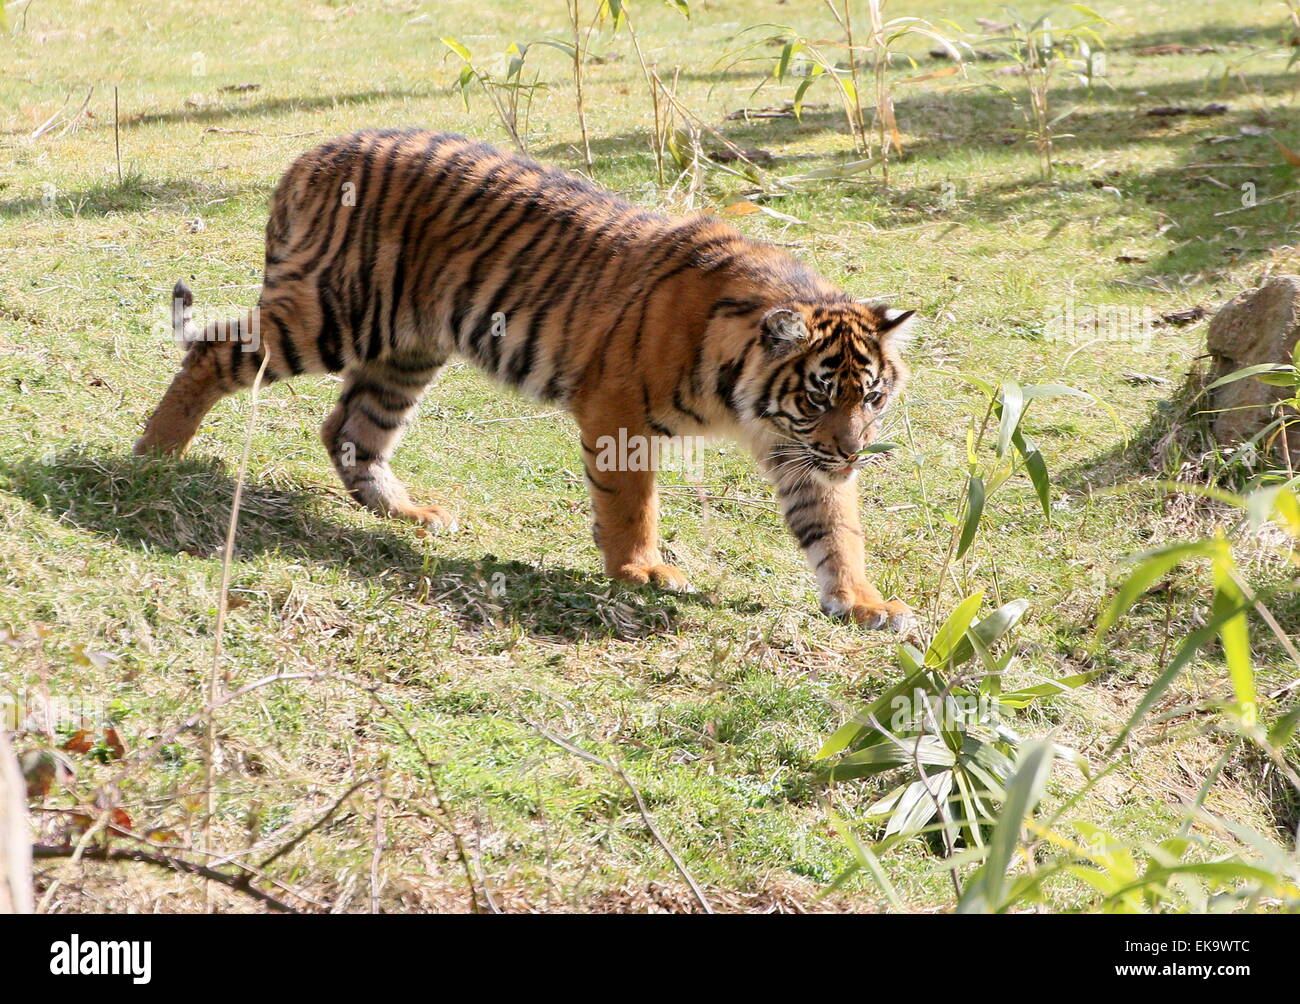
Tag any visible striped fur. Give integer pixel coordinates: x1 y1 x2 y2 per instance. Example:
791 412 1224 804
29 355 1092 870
135 129 916 630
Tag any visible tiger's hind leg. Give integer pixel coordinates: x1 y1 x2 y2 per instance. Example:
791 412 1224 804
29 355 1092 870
321 355 455 530
136 281 326 456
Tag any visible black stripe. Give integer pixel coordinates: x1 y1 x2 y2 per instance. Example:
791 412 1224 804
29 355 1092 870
382 135 455 353
715 355 747 414
538 215 640 399
795 525 829 549
671 388 705 425
344 381 417 412
571 218 717 385
584 466 615 494
643 383 675 437
782 497 818 520
710 297 763 318
264 308 303 376
273 134 368 282
316 274 346 372
619 235 740 366
446 198 535 351
228 340 245 384
356 403 404 430
494 214 578 383
360 138 408 361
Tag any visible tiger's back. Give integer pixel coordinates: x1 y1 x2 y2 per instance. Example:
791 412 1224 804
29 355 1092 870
259 129 814 406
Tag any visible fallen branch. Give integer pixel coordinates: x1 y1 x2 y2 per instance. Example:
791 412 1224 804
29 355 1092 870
526 718 714 914
32 844 300 913
204 128 322 138
29 91 72 141
256 777 372 872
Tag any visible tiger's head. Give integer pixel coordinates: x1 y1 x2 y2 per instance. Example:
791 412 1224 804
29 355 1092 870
748 300 914 484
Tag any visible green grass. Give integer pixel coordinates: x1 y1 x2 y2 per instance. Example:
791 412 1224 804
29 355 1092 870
2 0 1298 912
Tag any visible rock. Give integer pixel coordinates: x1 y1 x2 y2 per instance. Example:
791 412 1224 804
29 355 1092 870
1206 275 1300 448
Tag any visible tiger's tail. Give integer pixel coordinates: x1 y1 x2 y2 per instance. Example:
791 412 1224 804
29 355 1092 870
135 281 291 456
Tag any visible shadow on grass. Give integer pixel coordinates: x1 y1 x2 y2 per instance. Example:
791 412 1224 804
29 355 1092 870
561 64 1298 285
115 90 425 131
0 449 700 642
0 173 264 219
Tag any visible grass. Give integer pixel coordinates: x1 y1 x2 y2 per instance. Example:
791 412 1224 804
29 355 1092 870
1 0 1298 912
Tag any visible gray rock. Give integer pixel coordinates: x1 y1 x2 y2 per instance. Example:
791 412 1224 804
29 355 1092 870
1206 275 1300 448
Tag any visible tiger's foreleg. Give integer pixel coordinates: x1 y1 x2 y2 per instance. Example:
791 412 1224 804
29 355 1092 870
576 415 690 591
761 446 914 631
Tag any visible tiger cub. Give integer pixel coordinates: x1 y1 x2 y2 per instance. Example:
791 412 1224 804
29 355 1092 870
136 129 916 631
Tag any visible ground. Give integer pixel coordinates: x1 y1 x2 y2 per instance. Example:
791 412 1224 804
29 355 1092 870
1 0 1297 912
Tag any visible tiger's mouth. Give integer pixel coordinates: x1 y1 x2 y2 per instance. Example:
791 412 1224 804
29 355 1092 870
813 456 860 482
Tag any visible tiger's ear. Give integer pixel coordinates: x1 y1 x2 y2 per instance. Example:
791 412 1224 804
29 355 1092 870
760 308 808 356
877 307 917 351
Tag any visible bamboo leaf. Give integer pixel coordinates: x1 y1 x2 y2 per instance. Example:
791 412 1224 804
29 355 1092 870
956 475 985 559
926 590 985 667
441 36 472 61
1106 598 1248 753
826 805 904 909
1210 543 1257 727
1204 363 1297 392
1094 540 1220 638
949 597 1030 668
996 381 1024 458
1013 428 1051 518
815 666 933 759
957 740 1052 913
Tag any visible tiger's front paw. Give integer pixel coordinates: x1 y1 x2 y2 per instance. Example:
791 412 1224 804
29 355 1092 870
823 595 916 633
853 600 916 633
614 562 692 592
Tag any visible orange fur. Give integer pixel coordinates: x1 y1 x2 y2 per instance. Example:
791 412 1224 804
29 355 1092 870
136 130 915 629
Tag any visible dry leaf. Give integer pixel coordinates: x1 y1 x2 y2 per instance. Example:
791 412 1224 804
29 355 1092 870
72 645 120 670
1272 135 1300 167
104 727 126 760
63 729 94 754
898 66 959 86
21 751 57 800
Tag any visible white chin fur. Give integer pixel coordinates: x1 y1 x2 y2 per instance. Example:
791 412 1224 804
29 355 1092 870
816 467 858 487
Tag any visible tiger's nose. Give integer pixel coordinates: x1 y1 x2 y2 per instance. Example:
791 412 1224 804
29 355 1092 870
833 431 869 457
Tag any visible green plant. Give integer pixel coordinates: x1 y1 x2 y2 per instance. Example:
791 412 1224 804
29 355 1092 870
927 375 1114 613
952 751 1300 913
1201 343 1300 483
977 5 1108 180
536 1 691 181
724 2 965 180
818 374 1120 902
816 592 1091 861
441 37 544 154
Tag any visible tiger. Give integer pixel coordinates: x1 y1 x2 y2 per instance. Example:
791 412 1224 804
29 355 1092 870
135 129 917 631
